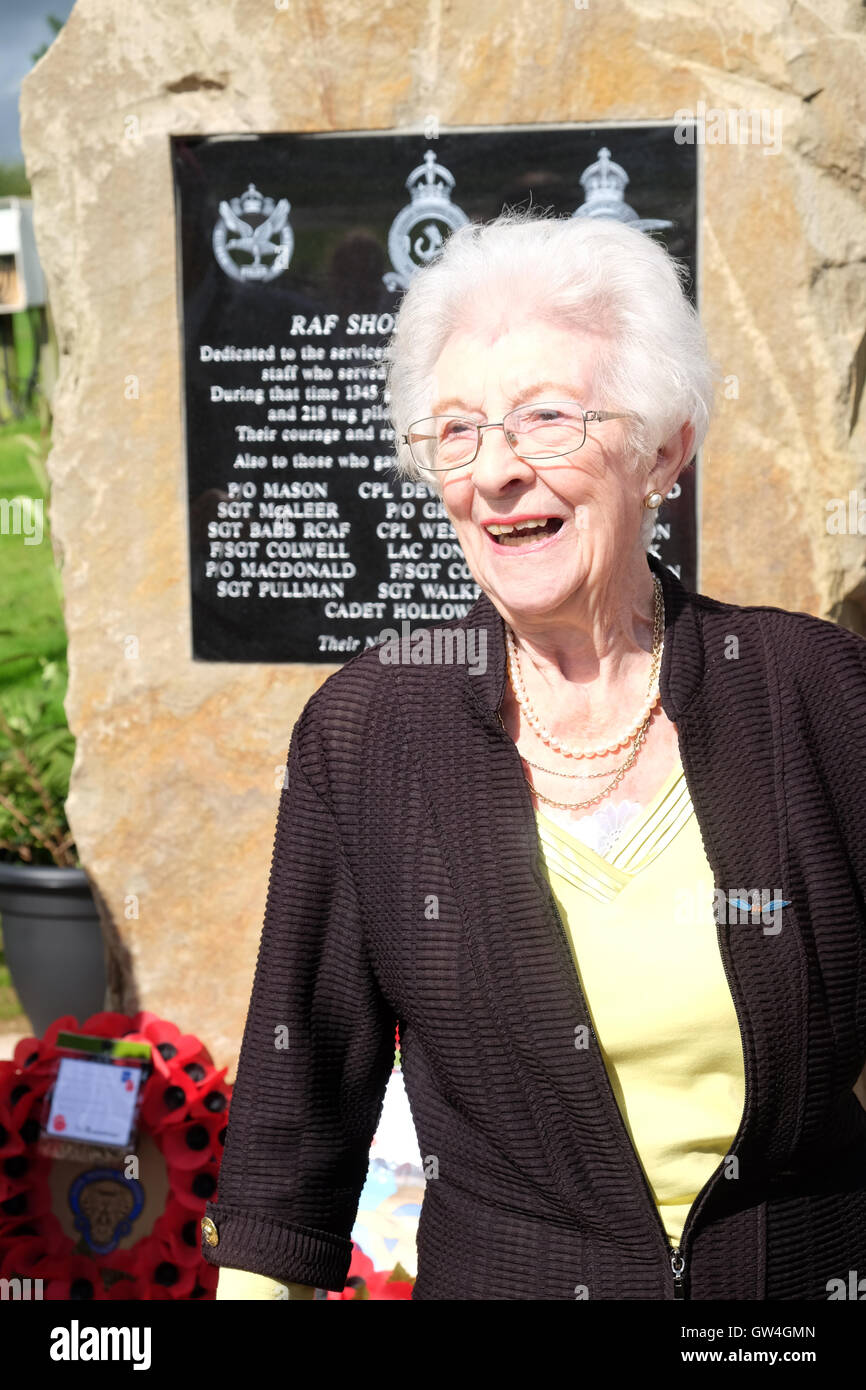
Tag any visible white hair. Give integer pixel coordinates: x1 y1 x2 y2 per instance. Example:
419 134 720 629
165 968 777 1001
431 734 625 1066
382 208 720 549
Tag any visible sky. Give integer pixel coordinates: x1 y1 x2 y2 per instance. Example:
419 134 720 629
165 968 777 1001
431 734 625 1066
0 0 78 164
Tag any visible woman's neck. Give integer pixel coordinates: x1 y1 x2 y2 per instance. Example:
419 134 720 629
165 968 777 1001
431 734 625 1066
503 572 659 740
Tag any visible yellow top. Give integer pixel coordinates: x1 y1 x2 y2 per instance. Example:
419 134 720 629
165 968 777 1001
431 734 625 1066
215 758 744 1294
215 1267 316 1299
534 758 746 1246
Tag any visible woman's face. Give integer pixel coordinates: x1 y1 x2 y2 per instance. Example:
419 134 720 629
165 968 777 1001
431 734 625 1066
430 319 653 620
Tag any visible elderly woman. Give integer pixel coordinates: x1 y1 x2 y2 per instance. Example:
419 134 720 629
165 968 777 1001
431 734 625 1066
203 211 866 1301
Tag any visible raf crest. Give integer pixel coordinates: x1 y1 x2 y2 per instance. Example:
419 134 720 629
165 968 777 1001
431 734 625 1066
213 182 294 283
383 149 470 292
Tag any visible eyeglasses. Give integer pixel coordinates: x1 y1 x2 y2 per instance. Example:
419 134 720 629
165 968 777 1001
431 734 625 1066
401 400 636 474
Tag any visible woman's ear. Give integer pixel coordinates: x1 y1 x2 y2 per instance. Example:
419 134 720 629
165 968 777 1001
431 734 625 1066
648 420 695 498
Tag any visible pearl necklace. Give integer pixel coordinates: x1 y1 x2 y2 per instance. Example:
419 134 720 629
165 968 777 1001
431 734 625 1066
504 575 664 757
516 692 661 781
503 576 665 811
515 704 655 810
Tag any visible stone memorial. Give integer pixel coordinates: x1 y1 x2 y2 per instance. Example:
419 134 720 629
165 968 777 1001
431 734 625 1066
18 0 866 1070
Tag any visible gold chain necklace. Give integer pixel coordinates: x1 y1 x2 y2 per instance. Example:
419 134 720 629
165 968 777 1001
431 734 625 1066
505 575 663 757
517 691 661 780
520 706 654 810
504 577 665 811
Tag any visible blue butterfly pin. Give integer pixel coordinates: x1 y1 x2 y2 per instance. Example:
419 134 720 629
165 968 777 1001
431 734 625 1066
727 896 790 913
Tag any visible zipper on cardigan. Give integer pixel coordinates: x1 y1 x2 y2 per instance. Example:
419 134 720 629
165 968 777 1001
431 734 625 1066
545 891 692 1298
671 908 753 1282
544 854 756 1301
494 709 752 1300
495 700 697 1299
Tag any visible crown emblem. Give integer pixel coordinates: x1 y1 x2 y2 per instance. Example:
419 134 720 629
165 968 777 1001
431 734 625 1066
573 147 673 232
580 147 628 203
406 150 458 204
239 183 265 215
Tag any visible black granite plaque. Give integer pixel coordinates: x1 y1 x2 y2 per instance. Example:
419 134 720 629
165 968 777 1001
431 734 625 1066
171 125 698 662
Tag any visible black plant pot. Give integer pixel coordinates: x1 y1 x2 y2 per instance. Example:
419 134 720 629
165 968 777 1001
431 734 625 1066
0 863 107 1038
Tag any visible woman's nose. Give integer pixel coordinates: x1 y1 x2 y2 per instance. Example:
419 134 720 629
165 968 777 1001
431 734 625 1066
471 423 535 483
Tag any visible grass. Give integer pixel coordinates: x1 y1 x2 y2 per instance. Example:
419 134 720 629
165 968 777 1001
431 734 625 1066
0 391 68 1029
12 305 38 387
0 306 42 422
0 932 29 1029
0 416 67 683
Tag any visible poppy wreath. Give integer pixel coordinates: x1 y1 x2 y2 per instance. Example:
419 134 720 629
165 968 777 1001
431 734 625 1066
0 1010 232 1300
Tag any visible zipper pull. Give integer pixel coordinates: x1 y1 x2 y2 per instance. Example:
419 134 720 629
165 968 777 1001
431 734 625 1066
670 1245 686 1299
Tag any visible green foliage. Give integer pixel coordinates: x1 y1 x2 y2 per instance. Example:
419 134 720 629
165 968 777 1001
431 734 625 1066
9 421 51 505
0 417 66 684
0 412 74 867
0 163 30 198
0 658 77 866
30 13 66 67
0 310 47 422
0 940 27 1024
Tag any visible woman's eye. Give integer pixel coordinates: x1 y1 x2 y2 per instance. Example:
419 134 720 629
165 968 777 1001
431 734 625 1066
441 420 472 438
521 409 562 425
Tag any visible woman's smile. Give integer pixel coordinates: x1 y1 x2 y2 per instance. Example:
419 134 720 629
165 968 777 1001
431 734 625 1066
481 514 566 554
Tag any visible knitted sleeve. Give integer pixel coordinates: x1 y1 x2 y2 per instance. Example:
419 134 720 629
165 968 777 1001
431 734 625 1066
831 624 866 900
799 617 866 1100
795 615 866 913
200 708 397 1291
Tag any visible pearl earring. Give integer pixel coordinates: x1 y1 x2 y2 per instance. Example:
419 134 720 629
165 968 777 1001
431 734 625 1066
643 491 664 508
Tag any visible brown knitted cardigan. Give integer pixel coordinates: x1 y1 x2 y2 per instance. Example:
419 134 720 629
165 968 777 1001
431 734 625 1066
202 550 866 1299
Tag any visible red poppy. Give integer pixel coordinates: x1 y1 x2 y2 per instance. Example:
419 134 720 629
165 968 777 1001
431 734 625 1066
138 1066 203 1133
364 1269 415 1299
40 1250 110 1300
184 1067 231 1120
0 1150 51 1204
0 1232 55 1277
127 1013 210 1069
0 1070 36 1158
161 1111 225 1170
126 1237 199 1298
170 1158 220 1212
151 1197 208 1268
325 1241 415 1300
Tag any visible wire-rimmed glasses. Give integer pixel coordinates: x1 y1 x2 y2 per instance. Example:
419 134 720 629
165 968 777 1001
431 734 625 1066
401 400 636 474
